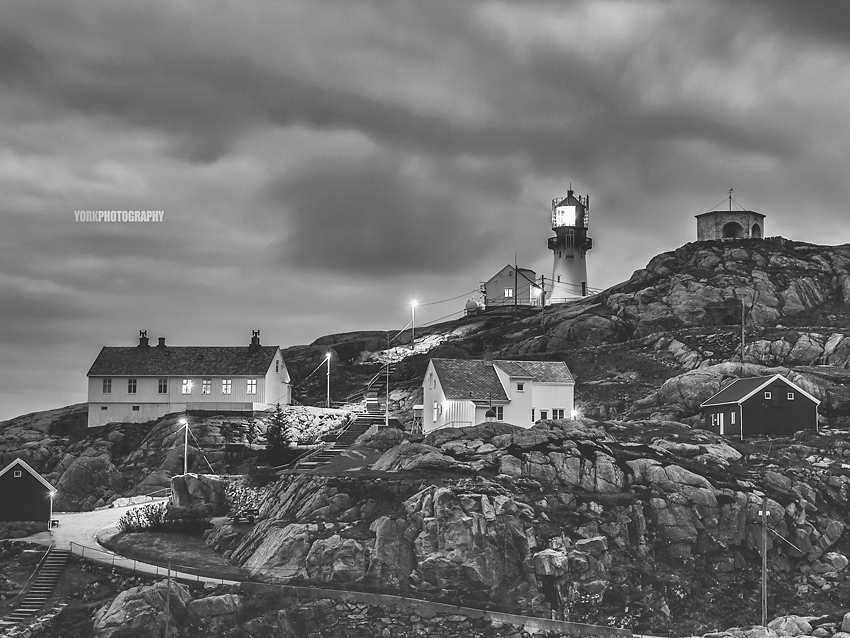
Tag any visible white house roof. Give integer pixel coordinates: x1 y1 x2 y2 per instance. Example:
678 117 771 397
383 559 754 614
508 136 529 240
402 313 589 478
430 358 574 401
87 345 282 377
700 374 820 408
0 458 55 492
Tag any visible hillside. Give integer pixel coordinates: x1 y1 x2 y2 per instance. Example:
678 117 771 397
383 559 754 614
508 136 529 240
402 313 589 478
3 236 850 636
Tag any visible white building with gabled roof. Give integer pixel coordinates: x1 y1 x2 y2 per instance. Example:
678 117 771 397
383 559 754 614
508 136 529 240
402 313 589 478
86 330 291 427
422 357 574 433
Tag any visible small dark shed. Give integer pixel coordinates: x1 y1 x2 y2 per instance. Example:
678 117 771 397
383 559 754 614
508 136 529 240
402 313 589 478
0 458 55 523
700 374 820 438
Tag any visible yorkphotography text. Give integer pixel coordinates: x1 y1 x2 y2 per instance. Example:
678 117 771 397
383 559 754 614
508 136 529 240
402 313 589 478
74 210 164 222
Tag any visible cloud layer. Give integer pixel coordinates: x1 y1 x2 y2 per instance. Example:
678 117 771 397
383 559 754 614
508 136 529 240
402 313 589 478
2 0 850 420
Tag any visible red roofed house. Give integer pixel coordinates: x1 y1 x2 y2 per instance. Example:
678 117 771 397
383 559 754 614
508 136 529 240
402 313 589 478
699 374 819 438
422 357 574 433
0 458 55 533
86 331 291 428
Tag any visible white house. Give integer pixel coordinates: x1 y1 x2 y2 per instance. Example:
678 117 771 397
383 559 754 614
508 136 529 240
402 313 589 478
86 331 291 428
421 358 575 433
481 265 543 308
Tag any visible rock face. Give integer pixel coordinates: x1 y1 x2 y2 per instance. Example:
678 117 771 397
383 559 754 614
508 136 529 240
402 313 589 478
226 420 850 629
171 473 227 513
92 580 191 638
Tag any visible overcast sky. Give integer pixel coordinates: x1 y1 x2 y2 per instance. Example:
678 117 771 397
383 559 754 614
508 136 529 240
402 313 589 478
2 0 850 422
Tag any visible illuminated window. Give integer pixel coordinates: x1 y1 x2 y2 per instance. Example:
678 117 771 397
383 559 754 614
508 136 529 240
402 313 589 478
222 379 232 395
505 288 513 298
247 379 257 395
731 412 736 424
202 379 211 395
158 378 168 394
182 379 192 394
102 379 112 394
127 378 137 394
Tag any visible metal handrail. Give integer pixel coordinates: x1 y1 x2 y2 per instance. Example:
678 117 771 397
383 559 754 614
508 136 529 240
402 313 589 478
18 542 54 598
68 541 233 585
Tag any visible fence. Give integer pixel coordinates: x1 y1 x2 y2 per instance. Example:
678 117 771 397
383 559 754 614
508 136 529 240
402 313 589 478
67 541 236 585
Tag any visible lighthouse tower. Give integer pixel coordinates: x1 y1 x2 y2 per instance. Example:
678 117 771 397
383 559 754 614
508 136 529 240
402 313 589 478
547 188 592 304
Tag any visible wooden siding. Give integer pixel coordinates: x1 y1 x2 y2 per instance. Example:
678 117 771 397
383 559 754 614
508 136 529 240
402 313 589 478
741 380 817 435
0 470 51 522
701 380 816 437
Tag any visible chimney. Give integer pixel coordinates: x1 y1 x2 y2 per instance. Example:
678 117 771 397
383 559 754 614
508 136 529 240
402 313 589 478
483 344 492 364
138 330 149 348
157 337 167 348
249 329 261 351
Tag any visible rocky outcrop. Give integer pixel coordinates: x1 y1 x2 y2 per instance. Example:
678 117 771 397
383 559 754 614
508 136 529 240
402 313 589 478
53 448 121 511
92 580 191 638
171 473 227 513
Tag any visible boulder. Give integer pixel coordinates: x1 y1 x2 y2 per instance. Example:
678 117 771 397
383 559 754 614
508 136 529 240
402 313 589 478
306 534 367 584
171 473 227 513
768 616 813 637
92 580 191 638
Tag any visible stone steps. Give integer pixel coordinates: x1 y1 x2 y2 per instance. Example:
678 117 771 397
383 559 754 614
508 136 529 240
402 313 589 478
0 548 69 627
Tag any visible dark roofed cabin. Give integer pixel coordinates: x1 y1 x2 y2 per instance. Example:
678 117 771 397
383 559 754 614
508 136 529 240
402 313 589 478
0 458 55 527
699 374 819 438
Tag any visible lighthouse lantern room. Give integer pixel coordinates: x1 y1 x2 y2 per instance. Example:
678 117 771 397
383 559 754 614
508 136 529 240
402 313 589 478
547 188 593 304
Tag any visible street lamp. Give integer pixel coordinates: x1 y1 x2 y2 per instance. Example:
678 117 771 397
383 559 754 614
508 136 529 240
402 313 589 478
325 352 332 408
410 300 418 350
178 417 189 475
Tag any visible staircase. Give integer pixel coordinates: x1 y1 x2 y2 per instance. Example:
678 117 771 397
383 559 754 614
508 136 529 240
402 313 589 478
0 548 69 628
296 413 381 471
364 363 396 414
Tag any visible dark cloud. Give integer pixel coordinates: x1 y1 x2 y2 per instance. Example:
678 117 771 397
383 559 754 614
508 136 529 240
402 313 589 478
2 0 850 421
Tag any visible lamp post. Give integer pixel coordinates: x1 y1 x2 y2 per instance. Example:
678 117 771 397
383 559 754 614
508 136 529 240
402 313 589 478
325 352 332 408
410 300 418 350
178 417 189 475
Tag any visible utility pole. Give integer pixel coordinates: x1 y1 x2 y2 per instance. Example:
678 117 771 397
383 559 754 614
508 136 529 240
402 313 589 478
761 504 769 627
164 559 172 638
514 253 518 309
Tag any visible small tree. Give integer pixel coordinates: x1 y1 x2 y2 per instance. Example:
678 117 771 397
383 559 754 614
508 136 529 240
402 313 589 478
265 403 288 464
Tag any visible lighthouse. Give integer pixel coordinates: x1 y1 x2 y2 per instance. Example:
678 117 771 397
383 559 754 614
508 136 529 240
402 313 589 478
547 188 592 304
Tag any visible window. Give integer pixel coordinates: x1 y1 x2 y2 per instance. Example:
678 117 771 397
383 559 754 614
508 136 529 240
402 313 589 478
101 406 107 411
787 392 795 400
552 409 565 419
202 379 211 395
158 378 168 394
13 470 21 478
429 373 434 389
132 405 140 411
247 379 257 395
182 379 192 394
540 410 548 420
505 288 514 298
102 379 112 394
731 412 736 425
276 360 280 373
531 409 535 421
517 383 524 392
494 406 504 420
127 378 137 394
764 391 772 400
433 401 438 422
222 379 232 395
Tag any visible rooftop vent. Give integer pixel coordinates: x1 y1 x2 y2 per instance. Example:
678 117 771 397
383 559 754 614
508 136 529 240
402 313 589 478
157 337 167 348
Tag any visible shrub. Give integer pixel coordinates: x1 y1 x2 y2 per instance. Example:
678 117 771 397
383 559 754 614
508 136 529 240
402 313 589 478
116 502 212 534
